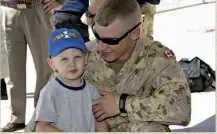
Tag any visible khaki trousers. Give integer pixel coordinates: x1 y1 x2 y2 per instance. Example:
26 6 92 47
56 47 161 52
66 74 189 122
0 17 9 79
0 4 53 123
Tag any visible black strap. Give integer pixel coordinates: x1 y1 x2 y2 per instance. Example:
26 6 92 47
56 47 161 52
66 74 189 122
119 94 128 113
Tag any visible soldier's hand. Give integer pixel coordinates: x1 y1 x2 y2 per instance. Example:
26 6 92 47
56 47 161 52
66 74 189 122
43 0 62 14
92 90 120 121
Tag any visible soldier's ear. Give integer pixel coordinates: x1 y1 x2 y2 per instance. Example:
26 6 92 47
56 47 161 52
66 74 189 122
131 27 140 40
47 58 56 71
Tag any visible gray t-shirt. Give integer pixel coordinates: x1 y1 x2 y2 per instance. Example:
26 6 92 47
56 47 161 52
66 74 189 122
35 77 100 132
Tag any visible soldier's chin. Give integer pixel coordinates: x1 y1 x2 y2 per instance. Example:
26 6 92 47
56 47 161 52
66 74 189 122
102 56 117 63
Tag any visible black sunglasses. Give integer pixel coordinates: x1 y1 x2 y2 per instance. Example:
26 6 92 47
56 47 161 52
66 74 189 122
91 22 141 45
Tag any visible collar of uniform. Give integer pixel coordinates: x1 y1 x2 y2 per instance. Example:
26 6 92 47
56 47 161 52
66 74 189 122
84 37 152 87
55 77 86 91
116 37 153 77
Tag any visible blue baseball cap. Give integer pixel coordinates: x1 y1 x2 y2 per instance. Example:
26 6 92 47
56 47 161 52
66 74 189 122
48 28 87 57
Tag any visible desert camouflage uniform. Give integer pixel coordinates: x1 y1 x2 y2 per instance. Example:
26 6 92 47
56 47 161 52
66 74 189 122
84 37 191 132
141 3 156 40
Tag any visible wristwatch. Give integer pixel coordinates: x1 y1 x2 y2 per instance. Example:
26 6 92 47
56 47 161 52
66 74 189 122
85 10 95 18
119 94 128 113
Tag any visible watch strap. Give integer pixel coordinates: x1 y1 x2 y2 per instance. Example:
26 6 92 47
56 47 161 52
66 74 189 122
119 94 128 113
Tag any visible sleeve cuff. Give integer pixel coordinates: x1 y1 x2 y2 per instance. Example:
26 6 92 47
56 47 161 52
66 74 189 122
125 95 137 113
35 114 56 123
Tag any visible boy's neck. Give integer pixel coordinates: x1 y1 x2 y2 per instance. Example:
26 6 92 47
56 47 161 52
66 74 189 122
59 75 83 87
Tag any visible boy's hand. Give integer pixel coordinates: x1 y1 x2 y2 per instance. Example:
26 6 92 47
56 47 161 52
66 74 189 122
92 90 120 121
43 0 62 14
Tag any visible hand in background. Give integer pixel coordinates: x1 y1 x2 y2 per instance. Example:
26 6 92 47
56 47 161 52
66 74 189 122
43 0 63 14
81 13 94 26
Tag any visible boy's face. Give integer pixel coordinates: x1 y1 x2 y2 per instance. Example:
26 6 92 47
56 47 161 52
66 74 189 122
48 48 85 81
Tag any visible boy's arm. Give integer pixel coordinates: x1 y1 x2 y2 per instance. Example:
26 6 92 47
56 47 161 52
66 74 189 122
35 85 59 131
36 121 63 132
95 120 108 132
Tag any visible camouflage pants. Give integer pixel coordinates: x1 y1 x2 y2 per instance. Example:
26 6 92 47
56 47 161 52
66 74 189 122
141 3 156 40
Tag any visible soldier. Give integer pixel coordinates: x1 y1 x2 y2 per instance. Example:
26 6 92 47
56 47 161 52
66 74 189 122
84 0 191 131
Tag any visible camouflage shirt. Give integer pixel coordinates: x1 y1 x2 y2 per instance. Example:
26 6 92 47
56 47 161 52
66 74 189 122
84 37 191 132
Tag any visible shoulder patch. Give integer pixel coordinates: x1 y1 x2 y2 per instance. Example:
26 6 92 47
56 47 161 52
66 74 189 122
164 50 174 57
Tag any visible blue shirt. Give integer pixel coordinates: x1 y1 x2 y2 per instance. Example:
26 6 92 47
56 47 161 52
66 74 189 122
57 0 89 13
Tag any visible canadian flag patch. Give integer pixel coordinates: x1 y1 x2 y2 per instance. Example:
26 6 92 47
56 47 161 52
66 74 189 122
164 50 174 57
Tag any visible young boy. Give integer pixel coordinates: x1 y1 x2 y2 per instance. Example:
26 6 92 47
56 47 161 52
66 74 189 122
35 28 108 132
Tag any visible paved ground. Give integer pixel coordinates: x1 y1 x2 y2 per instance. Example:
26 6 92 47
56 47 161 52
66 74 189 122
0 0 216 132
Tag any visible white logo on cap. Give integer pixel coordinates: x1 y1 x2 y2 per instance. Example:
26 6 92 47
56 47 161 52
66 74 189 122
63 31 70 38
52 31 78 42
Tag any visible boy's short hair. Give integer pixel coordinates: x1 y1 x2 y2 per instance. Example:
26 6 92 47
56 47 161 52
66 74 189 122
95 0 140 26
48 28 87 57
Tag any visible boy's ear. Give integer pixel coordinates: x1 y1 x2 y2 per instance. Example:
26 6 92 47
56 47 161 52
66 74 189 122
47 58 56 71
131 27 141 40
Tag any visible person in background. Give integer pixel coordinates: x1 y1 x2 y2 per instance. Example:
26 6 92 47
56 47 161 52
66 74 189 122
0 20 9 100
1 79 8 100
140 1 158 40
53 0 90 42
0 0 66 132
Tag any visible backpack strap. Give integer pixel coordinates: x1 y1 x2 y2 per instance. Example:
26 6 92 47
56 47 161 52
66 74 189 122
194 57 215 81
